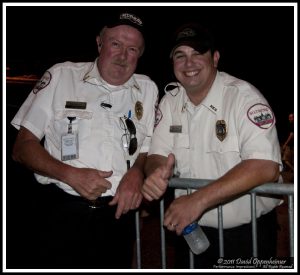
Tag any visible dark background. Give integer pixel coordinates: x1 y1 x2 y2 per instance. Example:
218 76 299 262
4 4 296 269
6 4 295 142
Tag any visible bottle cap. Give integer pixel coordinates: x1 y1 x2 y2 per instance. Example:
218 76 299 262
182 222 197 235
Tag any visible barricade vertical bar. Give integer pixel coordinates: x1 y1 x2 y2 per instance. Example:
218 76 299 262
189 250 194 269
186 188 194 269
135 210 141 268
127 158 141 268
217 206 224 257
288 195 294 257
160 199 167 268
167 179 294 267
250 193 258 257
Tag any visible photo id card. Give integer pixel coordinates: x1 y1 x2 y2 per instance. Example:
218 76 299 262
61 132 79 161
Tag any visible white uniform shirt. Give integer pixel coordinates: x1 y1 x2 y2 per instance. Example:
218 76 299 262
11 59 158 196
149 71 282 229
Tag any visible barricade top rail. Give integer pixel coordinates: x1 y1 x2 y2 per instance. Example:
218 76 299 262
169 178 294 195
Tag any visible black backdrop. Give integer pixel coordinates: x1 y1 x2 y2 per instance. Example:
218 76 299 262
4 3 296 268
6 4 295 141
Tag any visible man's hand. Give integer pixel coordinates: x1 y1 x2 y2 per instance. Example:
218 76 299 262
109 166 144 219
163 193 203 235
67 168 113 200
142 153 175 201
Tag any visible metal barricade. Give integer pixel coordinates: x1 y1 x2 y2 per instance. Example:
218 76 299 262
152 178 294 269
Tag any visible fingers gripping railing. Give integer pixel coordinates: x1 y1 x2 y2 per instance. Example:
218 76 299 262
156 178 294 268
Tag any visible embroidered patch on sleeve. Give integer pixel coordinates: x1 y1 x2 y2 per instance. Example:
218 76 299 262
33 71 52 94
154 107 163 128
247 103 275 129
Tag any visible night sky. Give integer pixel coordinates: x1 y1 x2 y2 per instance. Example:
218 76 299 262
5 4 296 142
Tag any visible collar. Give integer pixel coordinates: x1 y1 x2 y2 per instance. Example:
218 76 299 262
83 58 141 92
177 71 222 115
199 71 223 115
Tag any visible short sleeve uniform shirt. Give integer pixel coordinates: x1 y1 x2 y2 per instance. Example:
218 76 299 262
11 59 159 196
149 71 282 228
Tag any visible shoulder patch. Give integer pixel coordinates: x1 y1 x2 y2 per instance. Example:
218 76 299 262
33 71 52 94
247 103 275 129
154 107 163 128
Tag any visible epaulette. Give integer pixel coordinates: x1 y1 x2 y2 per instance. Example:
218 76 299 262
164 82 181 96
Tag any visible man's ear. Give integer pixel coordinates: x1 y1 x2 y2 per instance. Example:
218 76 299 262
213 50 220 68
96 36 102 49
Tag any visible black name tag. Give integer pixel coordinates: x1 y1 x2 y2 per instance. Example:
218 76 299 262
65 101 87 109
170 125 182 133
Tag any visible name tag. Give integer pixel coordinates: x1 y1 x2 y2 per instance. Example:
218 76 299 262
61 133 79 161
65 101 87 109
170 125 182 133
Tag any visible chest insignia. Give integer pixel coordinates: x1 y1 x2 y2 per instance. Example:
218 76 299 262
135 101 143 120
216 120 227 141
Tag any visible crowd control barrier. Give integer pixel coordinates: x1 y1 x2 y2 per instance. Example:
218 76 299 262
134 179 294 269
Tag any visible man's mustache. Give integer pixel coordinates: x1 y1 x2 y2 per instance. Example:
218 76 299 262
112 60 128 67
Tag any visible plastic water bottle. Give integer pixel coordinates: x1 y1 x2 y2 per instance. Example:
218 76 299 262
182 222 210 255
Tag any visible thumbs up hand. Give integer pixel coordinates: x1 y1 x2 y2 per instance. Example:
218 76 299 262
142 153 175 201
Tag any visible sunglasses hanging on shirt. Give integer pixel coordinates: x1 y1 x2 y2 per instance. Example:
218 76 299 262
119 116 137 156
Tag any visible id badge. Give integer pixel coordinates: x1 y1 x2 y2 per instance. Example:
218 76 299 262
61 132 79 161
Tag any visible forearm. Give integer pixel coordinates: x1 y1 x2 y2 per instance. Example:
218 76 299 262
125 153 147 181
193 159 280 212
144 154 168 176
12 127 74 183
131 153 147 172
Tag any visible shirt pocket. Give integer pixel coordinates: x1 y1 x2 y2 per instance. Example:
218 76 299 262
206 136 241 173
53 109 93 142
173 133 190 176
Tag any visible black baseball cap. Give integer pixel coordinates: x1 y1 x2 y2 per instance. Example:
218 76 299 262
106 12 144 37
170 23 216 58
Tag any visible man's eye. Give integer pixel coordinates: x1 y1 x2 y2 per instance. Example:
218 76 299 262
112 41 120 47
129 47 139 54
193 52 201 56
173 54 185 60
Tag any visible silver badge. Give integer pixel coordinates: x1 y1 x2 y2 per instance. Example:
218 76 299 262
216 120 227 141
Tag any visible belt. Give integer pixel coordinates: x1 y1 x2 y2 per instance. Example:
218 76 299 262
85 196 113 209
46 183 113 209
